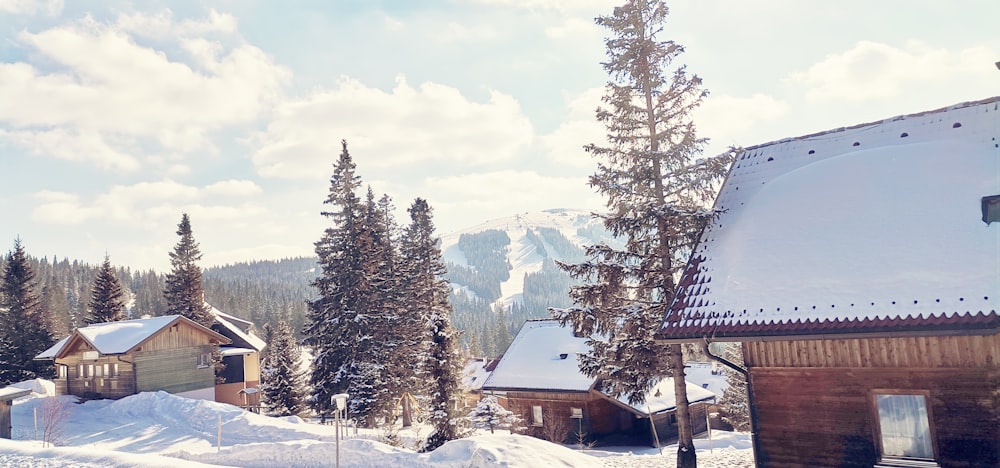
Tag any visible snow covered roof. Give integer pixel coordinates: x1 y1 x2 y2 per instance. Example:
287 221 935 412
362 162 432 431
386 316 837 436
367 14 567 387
0 386 31 401
483 320 719 414
220 347 256 356
614 378 716 415
35 315 231 360
209 304 266 352
482 320 595 392
660 97 1000 341
461 358 493 392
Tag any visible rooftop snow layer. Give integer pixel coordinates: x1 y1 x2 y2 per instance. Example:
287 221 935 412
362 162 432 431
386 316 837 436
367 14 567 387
36 315 182 358
482 320 593 392
618 378 716 415
661 97 1000 339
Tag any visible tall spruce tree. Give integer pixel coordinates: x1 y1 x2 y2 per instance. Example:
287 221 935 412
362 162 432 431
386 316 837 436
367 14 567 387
163 213 213 328
0 238 55 384
400 199 463 451
261 319 306 416
87 255 127 324
550 1 733 466
305 140 378 425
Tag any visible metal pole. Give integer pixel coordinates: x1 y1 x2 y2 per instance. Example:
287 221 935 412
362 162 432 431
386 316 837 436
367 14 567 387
335 411 340 468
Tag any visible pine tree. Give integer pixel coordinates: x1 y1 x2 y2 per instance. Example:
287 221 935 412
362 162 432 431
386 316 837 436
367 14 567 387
305 140 379 425
87 255 127 324
400 199 464 451
550 2 734 466
467 395 525 434
261 319 306 417
0 238 55 384
163 213 213 328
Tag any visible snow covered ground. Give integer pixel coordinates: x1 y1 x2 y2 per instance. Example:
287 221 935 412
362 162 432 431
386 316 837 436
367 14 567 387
1 383 753 467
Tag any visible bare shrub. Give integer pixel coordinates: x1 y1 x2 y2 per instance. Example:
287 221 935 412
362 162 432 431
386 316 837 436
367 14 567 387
39 397 74 447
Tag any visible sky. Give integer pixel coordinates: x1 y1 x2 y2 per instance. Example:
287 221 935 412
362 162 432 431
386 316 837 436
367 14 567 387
1 0 998 272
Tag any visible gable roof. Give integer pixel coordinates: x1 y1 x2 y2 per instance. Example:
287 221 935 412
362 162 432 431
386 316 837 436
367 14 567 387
35 315 231 360
484 320 717 415
209 304 266 352
483 320 593 392
659 97 1000 342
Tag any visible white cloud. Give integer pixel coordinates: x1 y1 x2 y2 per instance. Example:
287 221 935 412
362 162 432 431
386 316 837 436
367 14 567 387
426 169 601 228
695 93 789 150
0 0 61 15
544 17 599 40
459 0 614 13
789 41 998 102
0 12 291 172
29 179 263 226
115 9 237 39
204 180 263 197
0 128 140 172
539 86 604 169
252 75 534 179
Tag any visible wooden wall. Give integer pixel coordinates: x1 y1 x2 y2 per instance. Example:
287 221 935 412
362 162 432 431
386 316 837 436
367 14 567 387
138 322 222 352
57 355 136 400
743 334 999 369
0 401 11 439
745 334 999 467
134 345 216 395
497 390 638 444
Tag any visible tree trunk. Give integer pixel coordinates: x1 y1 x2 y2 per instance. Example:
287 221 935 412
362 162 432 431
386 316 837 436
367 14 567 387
670 343 697 468
401 394 412 427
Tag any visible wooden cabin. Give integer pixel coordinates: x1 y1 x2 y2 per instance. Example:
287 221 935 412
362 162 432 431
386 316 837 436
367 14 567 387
209 306 266 410
35 315 231 401
483 320 715 446
657 97 1000 467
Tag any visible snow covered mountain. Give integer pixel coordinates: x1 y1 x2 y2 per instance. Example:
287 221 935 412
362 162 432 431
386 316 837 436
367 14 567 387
440 208 614 310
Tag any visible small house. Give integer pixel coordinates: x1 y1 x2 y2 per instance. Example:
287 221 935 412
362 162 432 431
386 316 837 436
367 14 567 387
657 97 1000 467
482 319 715 446
35 315 231 401
460 357 497 410
209 306 266 409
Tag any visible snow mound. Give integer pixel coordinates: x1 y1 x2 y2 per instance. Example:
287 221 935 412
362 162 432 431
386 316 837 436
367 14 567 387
10 379 55 397
428 434 603 468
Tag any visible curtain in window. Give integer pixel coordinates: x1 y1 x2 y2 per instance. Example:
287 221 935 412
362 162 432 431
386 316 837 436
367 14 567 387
876 394 934 459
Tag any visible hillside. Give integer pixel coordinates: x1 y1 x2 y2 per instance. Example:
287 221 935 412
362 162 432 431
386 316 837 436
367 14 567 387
6 209 613 358
440 209 616 356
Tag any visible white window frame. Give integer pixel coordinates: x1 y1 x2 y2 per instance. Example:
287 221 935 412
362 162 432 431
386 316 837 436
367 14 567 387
197 353 211 369
872 390 939 466
531 405 543 427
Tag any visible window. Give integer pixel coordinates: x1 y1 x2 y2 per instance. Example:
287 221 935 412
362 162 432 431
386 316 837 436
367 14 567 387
94 365 103 377
197 353 211 368
57 365 67 379
77 364 86 378
103 363 119 378
874 392 936 463
531 406 543 427
983 195 1000 224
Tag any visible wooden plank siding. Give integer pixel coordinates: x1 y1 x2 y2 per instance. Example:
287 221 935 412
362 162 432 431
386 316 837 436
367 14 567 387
743 334 1000 467
134 345 216 395
495 390 640 444
137 322 225 353
57 355 136 400
743 334 1000 369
